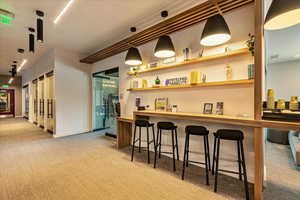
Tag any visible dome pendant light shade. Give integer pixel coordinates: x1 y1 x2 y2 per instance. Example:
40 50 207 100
125 47 142 65
154 35 175 58
265 0 300 30
200 14 231 46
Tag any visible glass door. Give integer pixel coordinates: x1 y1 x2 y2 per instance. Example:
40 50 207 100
93 68 119 136
23 86 29 119
38 77 45 128
46 72 55 133
0 89 14 116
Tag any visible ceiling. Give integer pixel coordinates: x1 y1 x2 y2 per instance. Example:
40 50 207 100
0 0 204 75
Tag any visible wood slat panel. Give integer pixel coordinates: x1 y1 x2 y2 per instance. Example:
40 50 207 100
80 0 254 64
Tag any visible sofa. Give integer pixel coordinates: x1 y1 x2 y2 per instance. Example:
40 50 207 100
289 131 300 167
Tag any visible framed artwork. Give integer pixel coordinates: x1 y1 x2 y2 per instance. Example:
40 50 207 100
216 102 224 115
155 97 168 112
203 103 213 114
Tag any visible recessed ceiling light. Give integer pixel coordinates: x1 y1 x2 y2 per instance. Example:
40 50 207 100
54 0 75 24
8 77 14 84
17 59 27 72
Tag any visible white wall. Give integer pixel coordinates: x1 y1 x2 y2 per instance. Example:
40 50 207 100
54 49 92 137
266 60 300 101
91 5 256 182
21 48 92 137
22 50 55 85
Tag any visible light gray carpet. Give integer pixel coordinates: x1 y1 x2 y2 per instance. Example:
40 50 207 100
0 118 229 200
264 141 300 200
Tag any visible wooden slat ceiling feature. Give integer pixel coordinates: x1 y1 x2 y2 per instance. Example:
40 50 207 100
80 0 254 64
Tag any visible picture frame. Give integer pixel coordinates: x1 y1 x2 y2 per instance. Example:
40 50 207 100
203 103 213 114
216 102 224 115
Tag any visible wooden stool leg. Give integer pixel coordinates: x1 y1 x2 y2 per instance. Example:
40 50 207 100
131 125 137 162
175 128 179 160
237 140 243 180
181 133 188 180
212 136 217 175
203 135 209 185
240 140 250 200
214 137 221 192
171 130 176 171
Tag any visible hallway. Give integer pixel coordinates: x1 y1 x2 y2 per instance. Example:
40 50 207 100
0 118 227 200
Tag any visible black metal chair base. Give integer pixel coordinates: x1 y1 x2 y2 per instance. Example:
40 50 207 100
181 126 211 186
212 131 250 200
131 121 156 164
154 126 179 171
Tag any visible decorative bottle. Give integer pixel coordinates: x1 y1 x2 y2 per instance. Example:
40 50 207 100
267 89 275 109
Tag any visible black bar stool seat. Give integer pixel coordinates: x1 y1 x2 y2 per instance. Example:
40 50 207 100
214 129 244 140
212 129 249 200
154 122 179 171
182 125 211 185
131 120 156 164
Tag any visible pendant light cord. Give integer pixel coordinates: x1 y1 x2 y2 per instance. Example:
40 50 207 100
211 0 223 15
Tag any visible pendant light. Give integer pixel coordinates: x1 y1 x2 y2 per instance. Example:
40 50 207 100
265 0 300 30
28 27 35 53
200 14 231 46
36 10 44 42
125 27 143 66
154 11 176 58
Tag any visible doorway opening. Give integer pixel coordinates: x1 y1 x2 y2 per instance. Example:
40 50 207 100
0 89 15 118
92 67 119 137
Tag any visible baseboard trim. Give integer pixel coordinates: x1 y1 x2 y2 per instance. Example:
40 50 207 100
54 129 91 138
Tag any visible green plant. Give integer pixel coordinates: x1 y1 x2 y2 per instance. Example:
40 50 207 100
246 33 255 56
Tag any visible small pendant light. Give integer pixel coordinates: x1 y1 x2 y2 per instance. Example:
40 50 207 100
125 47 143 65
154 35 176 58
28 27 35 53
200 14 231 46
36 10 44 42
265 0 300 30
125 27 143 66
154 11 176 58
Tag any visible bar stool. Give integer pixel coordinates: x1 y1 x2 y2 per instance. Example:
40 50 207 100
181 125 211 185
154 122 179 171
212 129 249 200
131 120 156 164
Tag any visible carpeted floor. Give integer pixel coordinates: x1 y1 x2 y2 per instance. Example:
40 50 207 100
0 118 254 200
263 141 300 200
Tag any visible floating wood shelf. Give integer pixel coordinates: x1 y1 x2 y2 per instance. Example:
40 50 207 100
127 79 254 92
127 48 250 76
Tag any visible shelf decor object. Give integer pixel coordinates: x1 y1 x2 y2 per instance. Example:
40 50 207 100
127 79 254 92
290 96 299 111
200 14 231 46
265 0 300 30
267 89 275 109
128 48 250 76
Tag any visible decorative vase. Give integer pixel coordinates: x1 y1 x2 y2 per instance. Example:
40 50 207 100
267 89 275 109
277 99 285 110
190 71 199 85
202 74 206 83
155 76 161 85
226 65 232 80
248 64 254 79
289 96 298 110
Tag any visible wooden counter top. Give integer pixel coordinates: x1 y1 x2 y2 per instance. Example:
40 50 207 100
117 116 134 123
133 110 300 131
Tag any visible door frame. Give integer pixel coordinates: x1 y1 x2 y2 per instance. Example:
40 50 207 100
92 67 119 132
0 88 15 117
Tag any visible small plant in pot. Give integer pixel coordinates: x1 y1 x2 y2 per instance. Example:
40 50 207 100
246 33 255 56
